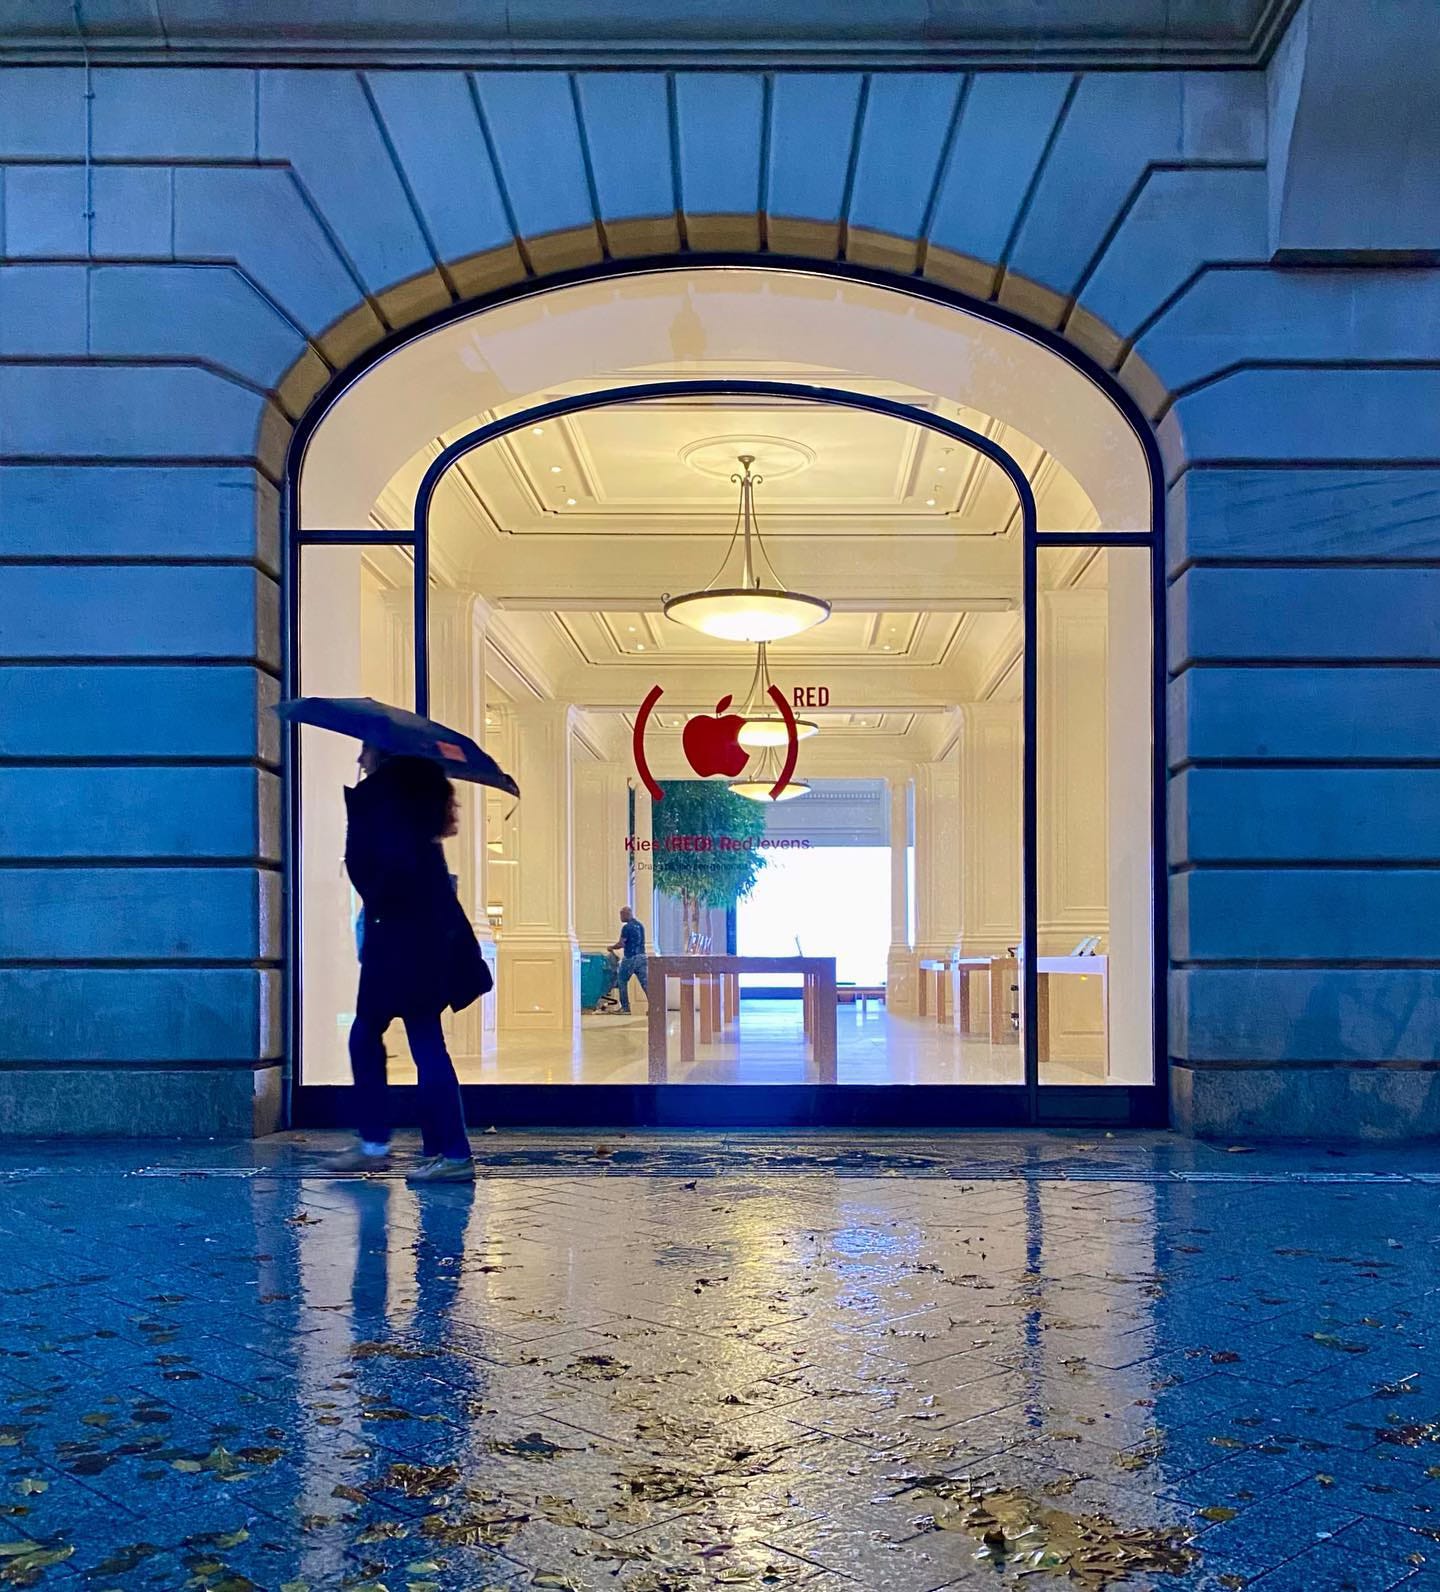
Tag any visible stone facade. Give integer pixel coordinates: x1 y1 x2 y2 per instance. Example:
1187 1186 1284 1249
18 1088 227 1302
0 0 1436 1137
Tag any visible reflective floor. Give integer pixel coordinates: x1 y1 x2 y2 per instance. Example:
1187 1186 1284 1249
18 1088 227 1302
1 1133 1437 1590
440 1001 1104 1087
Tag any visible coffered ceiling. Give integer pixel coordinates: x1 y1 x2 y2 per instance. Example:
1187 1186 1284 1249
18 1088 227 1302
373 388 1089 760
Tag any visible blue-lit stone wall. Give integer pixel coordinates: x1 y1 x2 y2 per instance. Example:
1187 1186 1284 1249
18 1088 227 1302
0 0 1436 1135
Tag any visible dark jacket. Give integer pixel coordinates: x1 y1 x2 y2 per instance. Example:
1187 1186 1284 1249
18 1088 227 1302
344 757 489 1023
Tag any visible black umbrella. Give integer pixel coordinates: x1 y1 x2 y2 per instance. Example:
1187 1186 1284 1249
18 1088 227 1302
276 696 520 796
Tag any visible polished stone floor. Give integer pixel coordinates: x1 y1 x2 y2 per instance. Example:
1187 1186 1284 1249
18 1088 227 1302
440 1002 1105 1088
1 1133 1438 1590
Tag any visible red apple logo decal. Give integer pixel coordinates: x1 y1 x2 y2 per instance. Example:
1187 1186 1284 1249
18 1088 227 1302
682 696 750 779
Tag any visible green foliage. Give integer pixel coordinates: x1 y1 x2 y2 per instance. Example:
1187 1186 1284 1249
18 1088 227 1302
652 780 767 910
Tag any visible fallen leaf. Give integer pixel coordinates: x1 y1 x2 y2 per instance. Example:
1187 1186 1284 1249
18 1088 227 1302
1198 1506 1239 1523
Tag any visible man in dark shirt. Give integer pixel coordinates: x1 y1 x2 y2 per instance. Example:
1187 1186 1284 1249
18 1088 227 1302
607 906 649 1015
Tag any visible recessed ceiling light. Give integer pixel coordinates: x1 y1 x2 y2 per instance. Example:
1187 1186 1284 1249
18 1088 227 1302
636 642 646 650
550 465 562 474
628 626 636 633
937 465 947 473
925 499 936 507
566 497 577 506
532 426 544 435
882 644 892 651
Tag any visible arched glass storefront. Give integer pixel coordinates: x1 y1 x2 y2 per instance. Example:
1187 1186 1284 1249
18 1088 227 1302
286 261 1164 1127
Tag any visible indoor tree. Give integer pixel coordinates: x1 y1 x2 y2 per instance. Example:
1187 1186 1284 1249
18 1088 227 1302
652 780 767 949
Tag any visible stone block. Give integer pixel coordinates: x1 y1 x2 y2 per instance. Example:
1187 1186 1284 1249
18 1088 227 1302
1173 868 1440 960
1075 168 1267 346
1168 665 1440 765
1171 965 1440 1063
1136 270 1440 402
2 164 173 258
0 866 278 961
258 70 439 305
1009 73 1182 298
365 71 515 265
573 73 675 227
0 767 279 861
0 968 280 1061
0 1063 282 1139
1268 0 1440 257
1169 466 1440 571
673 73 764 228
0 463 278 568
1172 768 1440 864
93 67 257 158
1169 567 1440 666
1171 1061 1440 1142
0 665 278 760
0 67 85 157
847 75 963 249
90 265 310 399
1163 368 1440 479
766 74 864 240
470 72 598 255
0 363 281 473
0 566 279 664
1180 70 1266 162
0 263 87 353
927 73 1072 273
174 165 383 356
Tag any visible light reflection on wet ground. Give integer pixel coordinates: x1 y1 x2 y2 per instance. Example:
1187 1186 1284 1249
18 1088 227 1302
0 1133 1437 1590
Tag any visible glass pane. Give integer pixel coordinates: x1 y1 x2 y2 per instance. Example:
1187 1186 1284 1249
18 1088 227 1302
1036 545 1154 1085
297 543 415 1086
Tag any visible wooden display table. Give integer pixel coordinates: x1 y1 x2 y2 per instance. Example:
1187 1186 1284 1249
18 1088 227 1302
647 955 838 1083
918 955 1018 1044
1035 954 1108 1065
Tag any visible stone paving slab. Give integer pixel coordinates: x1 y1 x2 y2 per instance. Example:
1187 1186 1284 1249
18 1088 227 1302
0 1132 1436 1591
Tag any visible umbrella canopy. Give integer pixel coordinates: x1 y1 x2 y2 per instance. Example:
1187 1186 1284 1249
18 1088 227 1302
276 696 520 796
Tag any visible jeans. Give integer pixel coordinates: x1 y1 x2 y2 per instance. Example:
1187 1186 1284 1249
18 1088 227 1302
616 952 648 1013
349 1010 470 1160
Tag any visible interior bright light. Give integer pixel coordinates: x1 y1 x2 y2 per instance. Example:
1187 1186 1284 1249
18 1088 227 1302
729 778 810 803
737 716 819 748
662 589 829 643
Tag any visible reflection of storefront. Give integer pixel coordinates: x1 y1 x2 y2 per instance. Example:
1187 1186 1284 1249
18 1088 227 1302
292 273 1162 1127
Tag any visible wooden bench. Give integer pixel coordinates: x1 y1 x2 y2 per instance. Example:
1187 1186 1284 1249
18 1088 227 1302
837 983 886 1013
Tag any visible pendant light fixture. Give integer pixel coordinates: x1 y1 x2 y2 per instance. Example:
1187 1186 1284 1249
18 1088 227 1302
662 455 830 644
730 739 810 804
737 642 819 749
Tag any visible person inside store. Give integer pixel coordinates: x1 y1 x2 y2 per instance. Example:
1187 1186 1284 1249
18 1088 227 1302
326 745 490 1182
600 904 649 1016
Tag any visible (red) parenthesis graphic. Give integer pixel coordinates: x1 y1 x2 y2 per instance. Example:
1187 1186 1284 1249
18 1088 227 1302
634 684 665 802
768 684 799 799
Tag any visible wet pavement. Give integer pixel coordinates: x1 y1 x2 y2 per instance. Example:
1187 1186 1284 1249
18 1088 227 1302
0 1131 1438 1591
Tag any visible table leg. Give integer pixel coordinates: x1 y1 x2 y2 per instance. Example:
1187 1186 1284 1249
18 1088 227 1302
1036 972 1051 1068
813 963 838 1082
699 975 716 1044
802 978 813 1040
918 968 929 1017
680 976 696 1066
936 967 950 1026
957 967 973 1036
647 966 668 1083
990 958 1016 1044
726 973 740 1026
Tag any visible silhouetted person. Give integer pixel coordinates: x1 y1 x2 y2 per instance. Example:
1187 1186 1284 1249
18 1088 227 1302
604 904 649 1016
327 746 488 1182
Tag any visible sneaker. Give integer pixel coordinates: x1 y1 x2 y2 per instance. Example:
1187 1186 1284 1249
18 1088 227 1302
324 1143 391 1173
405 1156 476 1185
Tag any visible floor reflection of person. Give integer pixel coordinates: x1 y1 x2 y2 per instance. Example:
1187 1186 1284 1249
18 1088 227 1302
600 905 649 1016
327 746 489 1183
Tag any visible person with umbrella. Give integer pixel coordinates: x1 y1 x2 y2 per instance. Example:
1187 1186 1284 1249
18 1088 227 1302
277 698 517 1183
